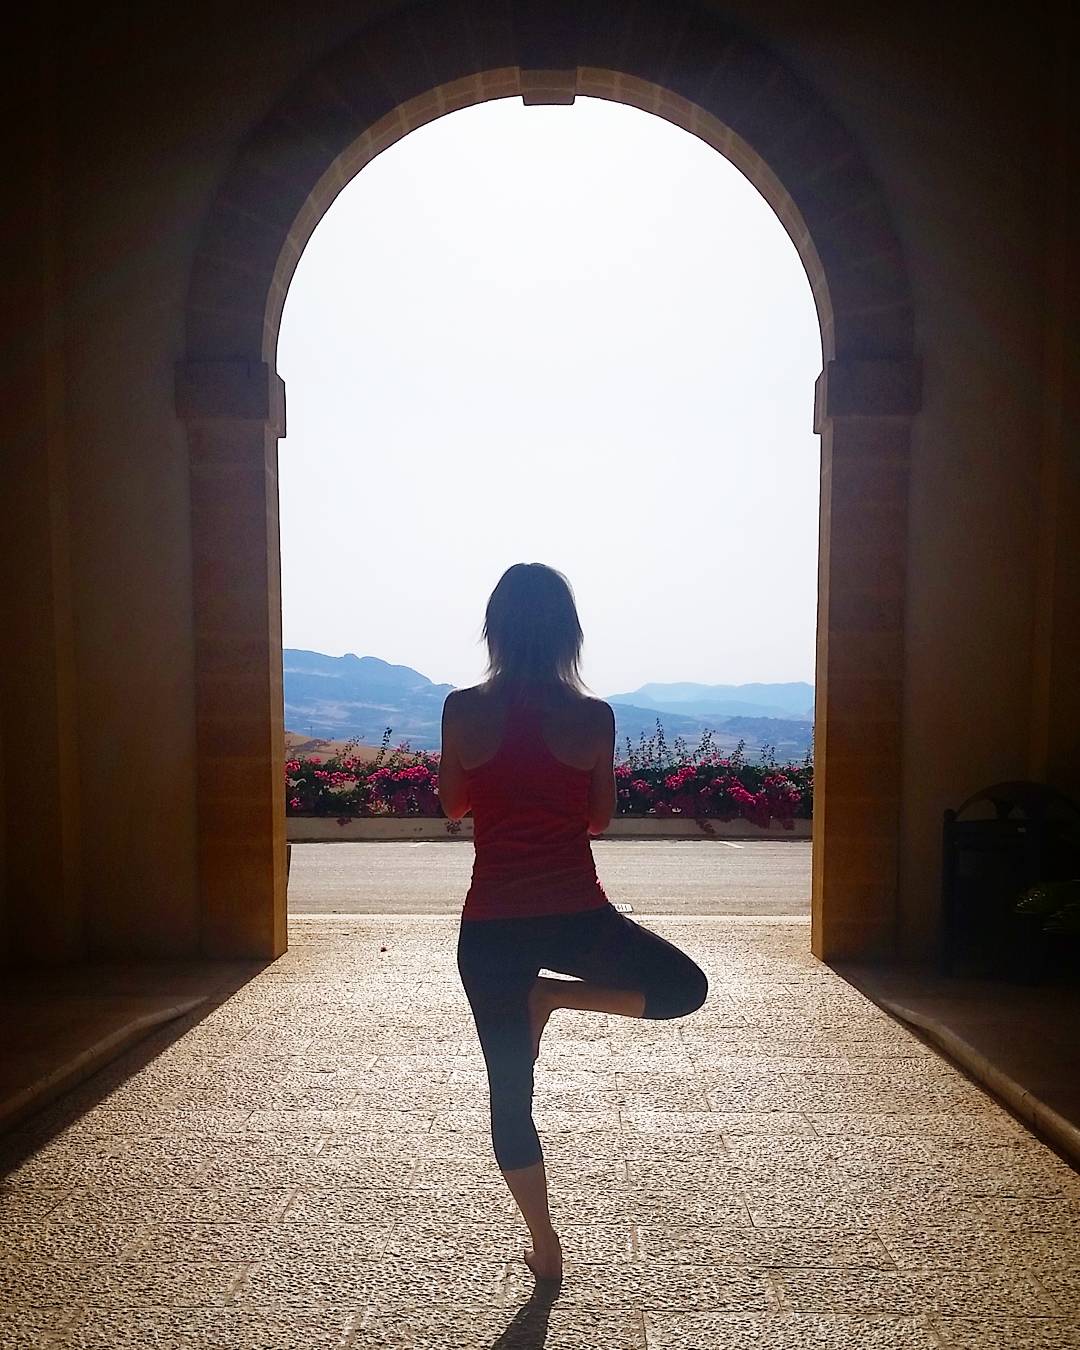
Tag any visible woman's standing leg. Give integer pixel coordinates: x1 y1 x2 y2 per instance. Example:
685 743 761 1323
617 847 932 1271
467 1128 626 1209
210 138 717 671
457 918 563 1280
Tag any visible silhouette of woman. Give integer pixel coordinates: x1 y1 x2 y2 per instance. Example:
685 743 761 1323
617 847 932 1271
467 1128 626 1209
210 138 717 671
439 563 708 1283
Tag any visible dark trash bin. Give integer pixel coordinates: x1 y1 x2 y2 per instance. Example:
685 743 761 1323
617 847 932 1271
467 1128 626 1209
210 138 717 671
941 781 1080 980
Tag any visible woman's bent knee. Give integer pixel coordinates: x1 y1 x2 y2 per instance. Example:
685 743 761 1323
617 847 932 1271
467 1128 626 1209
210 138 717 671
644 960 708 1019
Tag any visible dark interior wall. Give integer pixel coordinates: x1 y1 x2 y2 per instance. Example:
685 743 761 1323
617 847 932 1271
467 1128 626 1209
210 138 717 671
0 20 83 964
0 1 1070 960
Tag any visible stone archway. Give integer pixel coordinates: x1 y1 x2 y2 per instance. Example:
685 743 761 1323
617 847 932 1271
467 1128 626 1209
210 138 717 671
177 0 918 962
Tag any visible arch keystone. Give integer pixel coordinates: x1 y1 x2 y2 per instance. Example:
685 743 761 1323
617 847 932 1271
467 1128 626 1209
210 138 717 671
520 68 577 105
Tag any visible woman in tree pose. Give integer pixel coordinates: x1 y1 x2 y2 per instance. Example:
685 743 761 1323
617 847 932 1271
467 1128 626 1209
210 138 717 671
438 562 708 1282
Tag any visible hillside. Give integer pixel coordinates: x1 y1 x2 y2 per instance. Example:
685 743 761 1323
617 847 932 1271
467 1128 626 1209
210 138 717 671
284 650 453 746
283 731 386 762
284 650 814 758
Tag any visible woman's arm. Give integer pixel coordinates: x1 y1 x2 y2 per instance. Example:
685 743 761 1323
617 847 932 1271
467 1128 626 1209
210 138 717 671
437 690 471 821
587 701 617 836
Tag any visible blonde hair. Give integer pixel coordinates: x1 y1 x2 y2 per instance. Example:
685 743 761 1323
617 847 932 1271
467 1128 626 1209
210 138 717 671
482 563 587 701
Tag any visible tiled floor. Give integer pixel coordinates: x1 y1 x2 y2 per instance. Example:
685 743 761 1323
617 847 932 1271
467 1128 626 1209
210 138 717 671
2 916 1078 1348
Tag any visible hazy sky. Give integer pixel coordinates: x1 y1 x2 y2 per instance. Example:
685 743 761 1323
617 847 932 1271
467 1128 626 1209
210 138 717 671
278 97 822 696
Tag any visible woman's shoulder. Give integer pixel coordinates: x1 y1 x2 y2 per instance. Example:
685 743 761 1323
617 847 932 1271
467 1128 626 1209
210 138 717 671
569 693 613 718
443 685 486 718
447 682 612 718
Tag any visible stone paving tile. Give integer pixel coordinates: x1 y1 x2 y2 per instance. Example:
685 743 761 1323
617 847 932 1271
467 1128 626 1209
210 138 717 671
511 1261 776 1312
198 1152 417 1189
356 1302 646 1348
47 1108 255 1138
842 1156 1078 1201
2 1138 127 1186
807 1112 1027 1142
1003 1229 1080 1268
533 1087 625 1111
4 918 1080 1349
52 1183 296 1226
1035 1267 1080 1317
774 1267 1056 1317
403 1156 499 1188
234 1253 408 1310
558 1183 750 1228
282 1185 415 1227
131 1218 394 1263
0 1187 71 1222
8 1149 209 1191
312 1133 421 1161
932 1314 1080 1347
0 1217 145 1262
637 1224 895 1268
643 1311 942 1348
51 1306 360 1348
874 1215 1023 1271
311 1254 515 1313
0 1303 79 1349
620 1133 733 1164
744 1195 882 1231
0 1257 246 1307
978 1197 1080 1233
619 1110 728 1134
385 1214 518 1261
627 1158 741 1189
722 1134 840 1167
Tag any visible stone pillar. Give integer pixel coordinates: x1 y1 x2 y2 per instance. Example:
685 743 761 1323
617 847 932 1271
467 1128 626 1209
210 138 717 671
176 360 287 960
1030 11 1080 796
812 358 919 960
0 24 83 966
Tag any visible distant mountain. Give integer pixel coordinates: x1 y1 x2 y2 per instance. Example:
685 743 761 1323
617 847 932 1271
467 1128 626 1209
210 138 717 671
606 680 814 721
283 650 453 746
283 650 813 757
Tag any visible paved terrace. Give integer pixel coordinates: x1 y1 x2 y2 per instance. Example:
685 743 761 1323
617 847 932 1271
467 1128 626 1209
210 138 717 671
2 916 1079 1348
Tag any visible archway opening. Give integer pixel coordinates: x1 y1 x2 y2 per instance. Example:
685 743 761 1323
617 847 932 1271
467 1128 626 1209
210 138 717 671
277 96 821 925
181 23 915 964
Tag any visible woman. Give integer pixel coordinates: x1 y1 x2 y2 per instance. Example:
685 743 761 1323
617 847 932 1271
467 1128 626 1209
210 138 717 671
438 563 708 1283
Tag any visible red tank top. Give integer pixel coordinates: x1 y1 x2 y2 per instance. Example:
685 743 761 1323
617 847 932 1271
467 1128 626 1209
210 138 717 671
461 700 609 921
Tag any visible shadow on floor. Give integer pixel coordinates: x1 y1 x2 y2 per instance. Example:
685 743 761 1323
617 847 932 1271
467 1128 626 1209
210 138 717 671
0 958 266 1138
837 960 1080 1164
488 1283 560 1349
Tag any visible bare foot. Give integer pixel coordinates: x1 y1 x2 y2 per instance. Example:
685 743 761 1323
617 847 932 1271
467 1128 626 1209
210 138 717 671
524 1233 563 1282
527 977 561 1062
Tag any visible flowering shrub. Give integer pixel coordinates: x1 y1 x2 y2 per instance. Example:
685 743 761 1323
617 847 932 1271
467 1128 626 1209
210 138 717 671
285 728 440 819
287 721 813 827
612 724 812 829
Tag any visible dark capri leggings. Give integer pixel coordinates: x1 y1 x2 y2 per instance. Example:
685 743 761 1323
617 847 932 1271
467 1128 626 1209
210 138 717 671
457 903 708 1171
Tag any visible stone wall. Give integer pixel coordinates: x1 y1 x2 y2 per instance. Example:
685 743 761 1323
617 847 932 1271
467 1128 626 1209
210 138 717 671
0 2 1075 963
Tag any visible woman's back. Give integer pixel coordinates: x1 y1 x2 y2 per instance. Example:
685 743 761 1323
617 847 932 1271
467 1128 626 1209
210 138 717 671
453 683 606 771
451 683 613 920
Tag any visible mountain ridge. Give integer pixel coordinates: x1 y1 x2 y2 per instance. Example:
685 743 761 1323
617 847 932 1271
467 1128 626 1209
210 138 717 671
283 650 813 756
